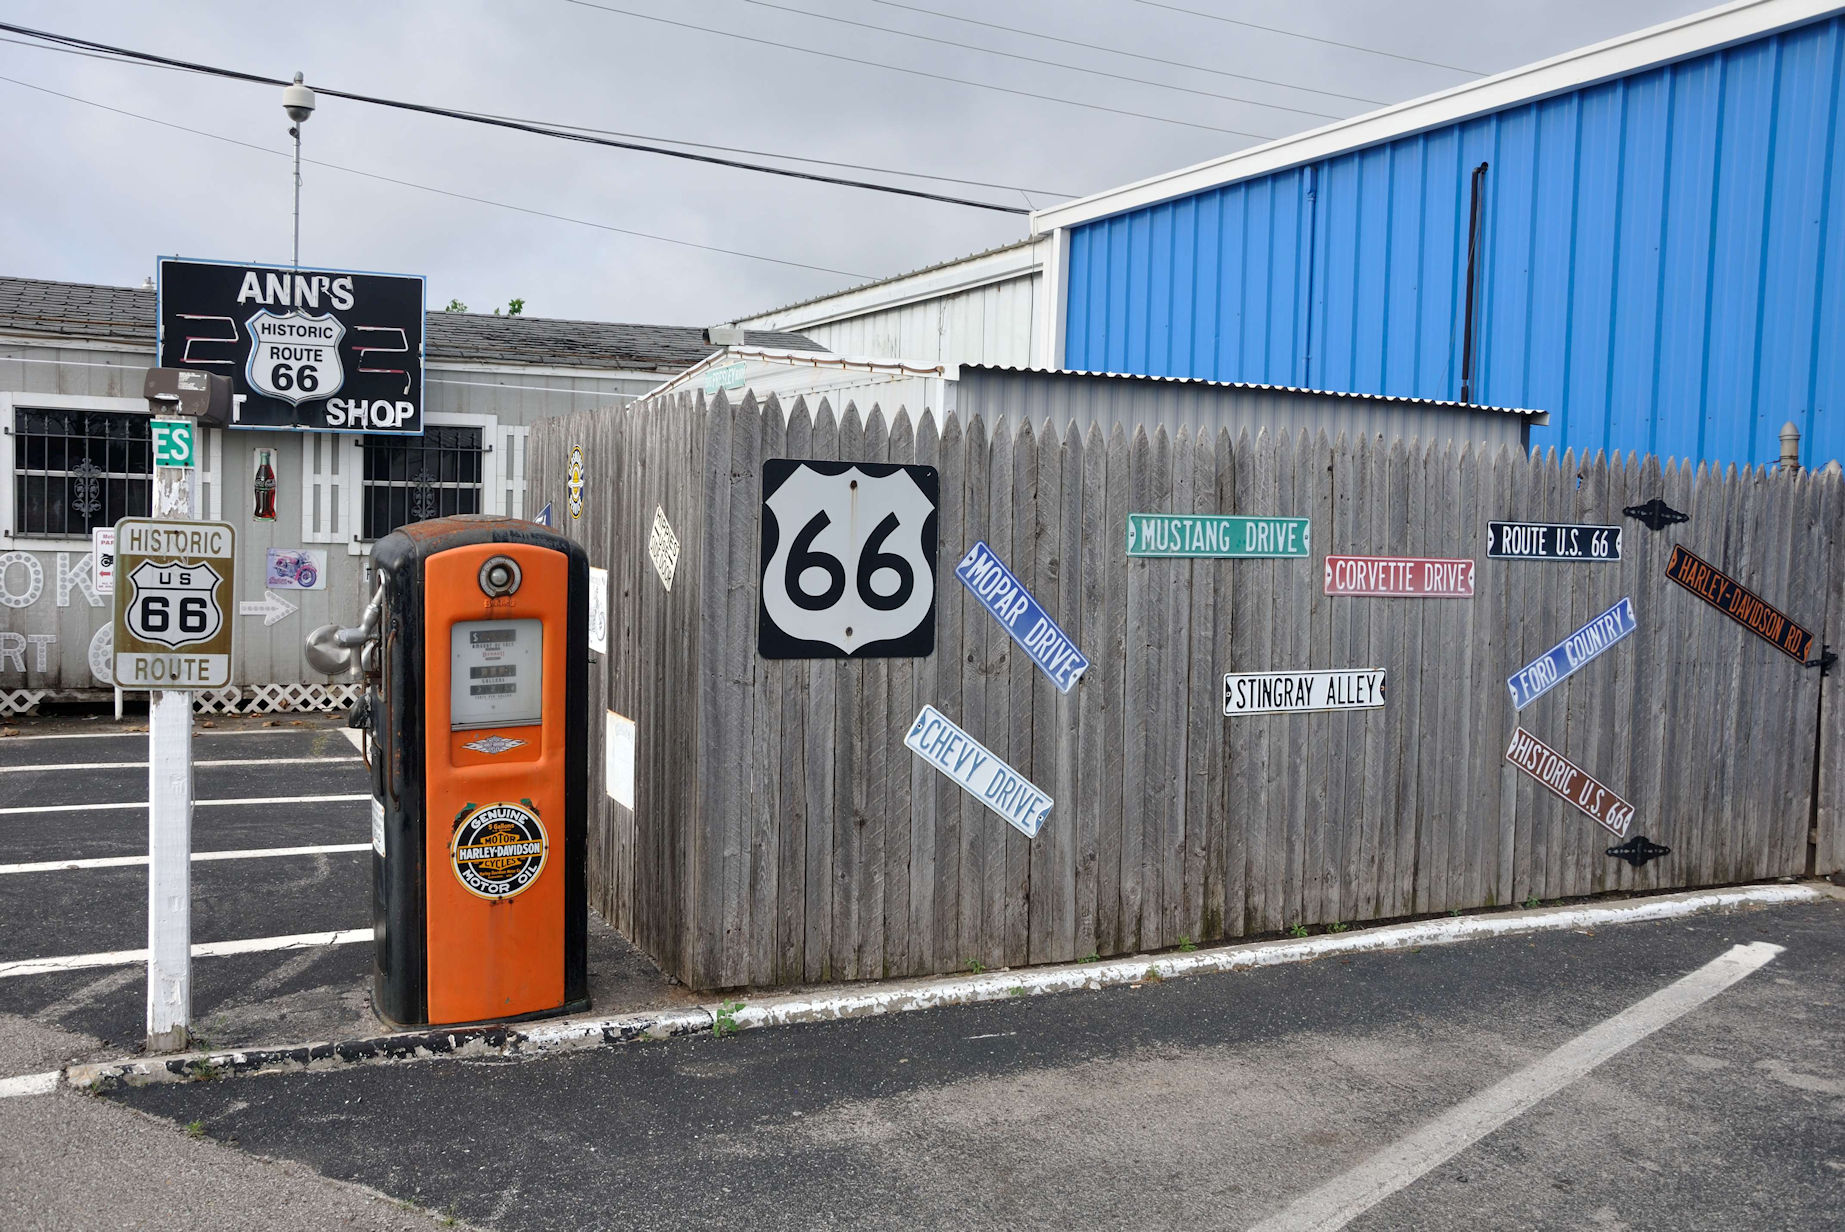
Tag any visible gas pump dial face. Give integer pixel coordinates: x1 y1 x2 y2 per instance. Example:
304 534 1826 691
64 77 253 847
450 618 543 729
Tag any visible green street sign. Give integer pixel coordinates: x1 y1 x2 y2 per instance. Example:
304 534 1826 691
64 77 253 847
152 418 196 469
1126 513 1311 558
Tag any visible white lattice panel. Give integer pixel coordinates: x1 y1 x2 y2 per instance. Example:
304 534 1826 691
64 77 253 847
190 687 245 714
0 689 47 717
245 683 361 713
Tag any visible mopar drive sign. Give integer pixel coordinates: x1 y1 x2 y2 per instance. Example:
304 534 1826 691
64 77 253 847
156 257 425 434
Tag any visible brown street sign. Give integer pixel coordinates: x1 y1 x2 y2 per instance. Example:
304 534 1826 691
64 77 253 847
112 518 238 689
1504 727 1634 838
1664 544 1815 664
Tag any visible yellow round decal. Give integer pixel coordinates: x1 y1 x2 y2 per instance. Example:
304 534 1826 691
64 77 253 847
450 802 548 900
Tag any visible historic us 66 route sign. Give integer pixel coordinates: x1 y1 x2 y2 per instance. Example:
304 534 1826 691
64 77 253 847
112 518 237 689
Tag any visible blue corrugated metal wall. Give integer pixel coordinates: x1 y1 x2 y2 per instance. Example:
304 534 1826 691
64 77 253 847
1063 14 1845 467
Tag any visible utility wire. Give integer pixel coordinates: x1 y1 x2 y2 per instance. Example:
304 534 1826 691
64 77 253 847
0 72 874 279
1129 0 1482 76
862 0 1386 107
478 114 1077 197
733 0 1345 120
0 21 1036 212
557 0 1274 139
0 29 1075 198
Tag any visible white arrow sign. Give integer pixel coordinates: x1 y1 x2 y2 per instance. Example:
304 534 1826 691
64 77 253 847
239 590 299 627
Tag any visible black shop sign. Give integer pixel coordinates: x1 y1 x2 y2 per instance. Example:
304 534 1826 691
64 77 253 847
156 257 426 434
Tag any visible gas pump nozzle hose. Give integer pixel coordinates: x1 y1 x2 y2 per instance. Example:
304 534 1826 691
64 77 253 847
304 570 388 677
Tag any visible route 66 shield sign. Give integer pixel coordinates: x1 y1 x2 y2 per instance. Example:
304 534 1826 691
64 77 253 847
246 309 346 406
112 518 236 689
759 459 938 658
125 559 224 647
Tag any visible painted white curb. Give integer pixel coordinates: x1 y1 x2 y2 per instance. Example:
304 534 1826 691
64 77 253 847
719 884 1827 1031
29 881 1830 1096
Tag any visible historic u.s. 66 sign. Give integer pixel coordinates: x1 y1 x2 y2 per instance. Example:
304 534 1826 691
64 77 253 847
156 257 425 434
759 459 939 658
112 518 237 689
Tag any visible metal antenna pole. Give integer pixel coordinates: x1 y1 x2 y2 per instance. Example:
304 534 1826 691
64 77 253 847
292 122 302 268
283 71 314 267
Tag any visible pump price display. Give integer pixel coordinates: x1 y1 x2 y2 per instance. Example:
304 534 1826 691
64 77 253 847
451 619 542 730
111 518 236 689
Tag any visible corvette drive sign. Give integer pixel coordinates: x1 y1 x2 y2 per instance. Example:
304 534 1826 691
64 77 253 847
156 257 425 434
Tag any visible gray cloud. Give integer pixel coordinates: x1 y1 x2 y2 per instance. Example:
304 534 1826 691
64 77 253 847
0 0 1710 327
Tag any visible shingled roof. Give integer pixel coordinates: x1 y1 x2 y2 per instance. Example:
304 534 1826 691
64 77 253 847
0 274 820 371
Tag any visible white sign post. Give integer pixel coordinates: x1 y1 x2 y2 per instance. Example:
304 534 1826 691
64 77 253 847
127 371 234 1053
148 465 195 1053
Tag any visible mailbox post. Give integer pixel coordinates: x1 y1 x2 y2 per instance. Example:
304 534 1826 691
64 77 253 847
311 515 588 1029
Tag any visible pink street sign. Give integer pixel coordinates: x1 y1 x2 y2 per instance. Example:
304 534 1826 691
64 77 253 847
1323 554 1475 598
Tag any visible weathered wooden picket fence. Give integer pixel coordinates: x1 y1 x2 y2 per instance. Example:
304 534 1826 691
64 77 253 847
531 392 1844 991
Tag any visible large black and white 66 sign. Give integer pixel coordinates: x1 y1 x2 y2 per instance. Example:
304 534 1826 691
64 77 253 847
759 459 939 658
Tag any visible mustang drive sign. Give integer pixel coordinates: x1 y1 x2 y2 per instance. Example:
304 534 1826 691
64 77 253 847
156 256 425 434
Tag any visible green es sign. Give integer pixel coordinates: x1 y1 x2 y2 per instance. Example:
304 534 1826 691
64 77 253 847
151 418 195 469
1126 513 1310 558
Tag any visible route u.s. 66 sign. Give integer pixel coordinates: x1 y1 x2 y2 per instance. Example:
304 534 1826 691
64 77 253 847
758 459 939 658
112 519 237 689
156 256 425 434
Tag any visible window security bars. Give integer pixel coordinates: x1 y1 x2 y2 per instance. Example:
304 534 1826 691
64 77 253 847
359 426 483 539
12 408 151 537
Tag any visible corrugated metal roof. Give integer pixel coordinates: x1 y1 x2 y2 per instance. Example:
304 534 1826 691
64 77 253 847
962 365 1547 419
737 238 1035 323
0 275 821 371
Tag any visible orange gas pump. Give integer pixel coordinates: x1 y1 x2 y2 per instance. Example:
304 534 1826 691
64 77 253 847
328 515 588 1029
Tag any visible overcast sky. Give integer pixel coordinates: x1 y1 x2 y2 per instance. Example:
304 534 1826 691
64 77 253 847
1 0 1714 328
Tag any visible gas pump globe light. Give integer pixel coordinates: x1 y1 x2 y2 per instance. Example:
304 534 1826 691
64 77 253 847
480 556 522 597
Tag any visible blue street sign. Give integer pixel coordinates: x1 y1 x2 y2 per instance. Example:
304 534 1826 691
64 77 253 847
1507 596 1638 710
954 540 1088 693
536 502 553 527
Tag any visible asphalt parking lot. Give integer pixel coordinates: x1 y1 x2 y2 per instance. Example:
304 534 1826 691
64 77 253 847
0 712 379 1065
103 894 1845 1232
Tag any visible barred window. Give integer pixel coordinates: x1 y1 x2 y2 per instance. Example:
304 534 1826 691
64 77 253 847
360 427 483 539
12 408 151 536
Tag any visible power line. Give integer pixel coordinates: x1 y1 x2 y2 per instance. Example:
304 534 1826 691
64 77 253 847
1128 0 1482 76
0 72 874 279
0 28 1076 199
478 115 1077 198
0 22 1034 213
733 0 1346 120
557 0 1275 139
862 0 1386 107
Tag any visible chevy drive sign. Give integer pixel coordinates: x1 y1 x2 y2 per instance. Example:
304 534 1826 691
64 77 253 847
156 257 426 434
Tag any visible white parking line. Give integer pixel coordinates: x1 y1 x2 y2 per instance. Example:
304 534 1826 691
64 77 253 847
0 728 331 742
0 756 357 774
1243 941 1785 1232
0 794 370 816
0 928 372 979
0 843 371 875
0 1071 58 1097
